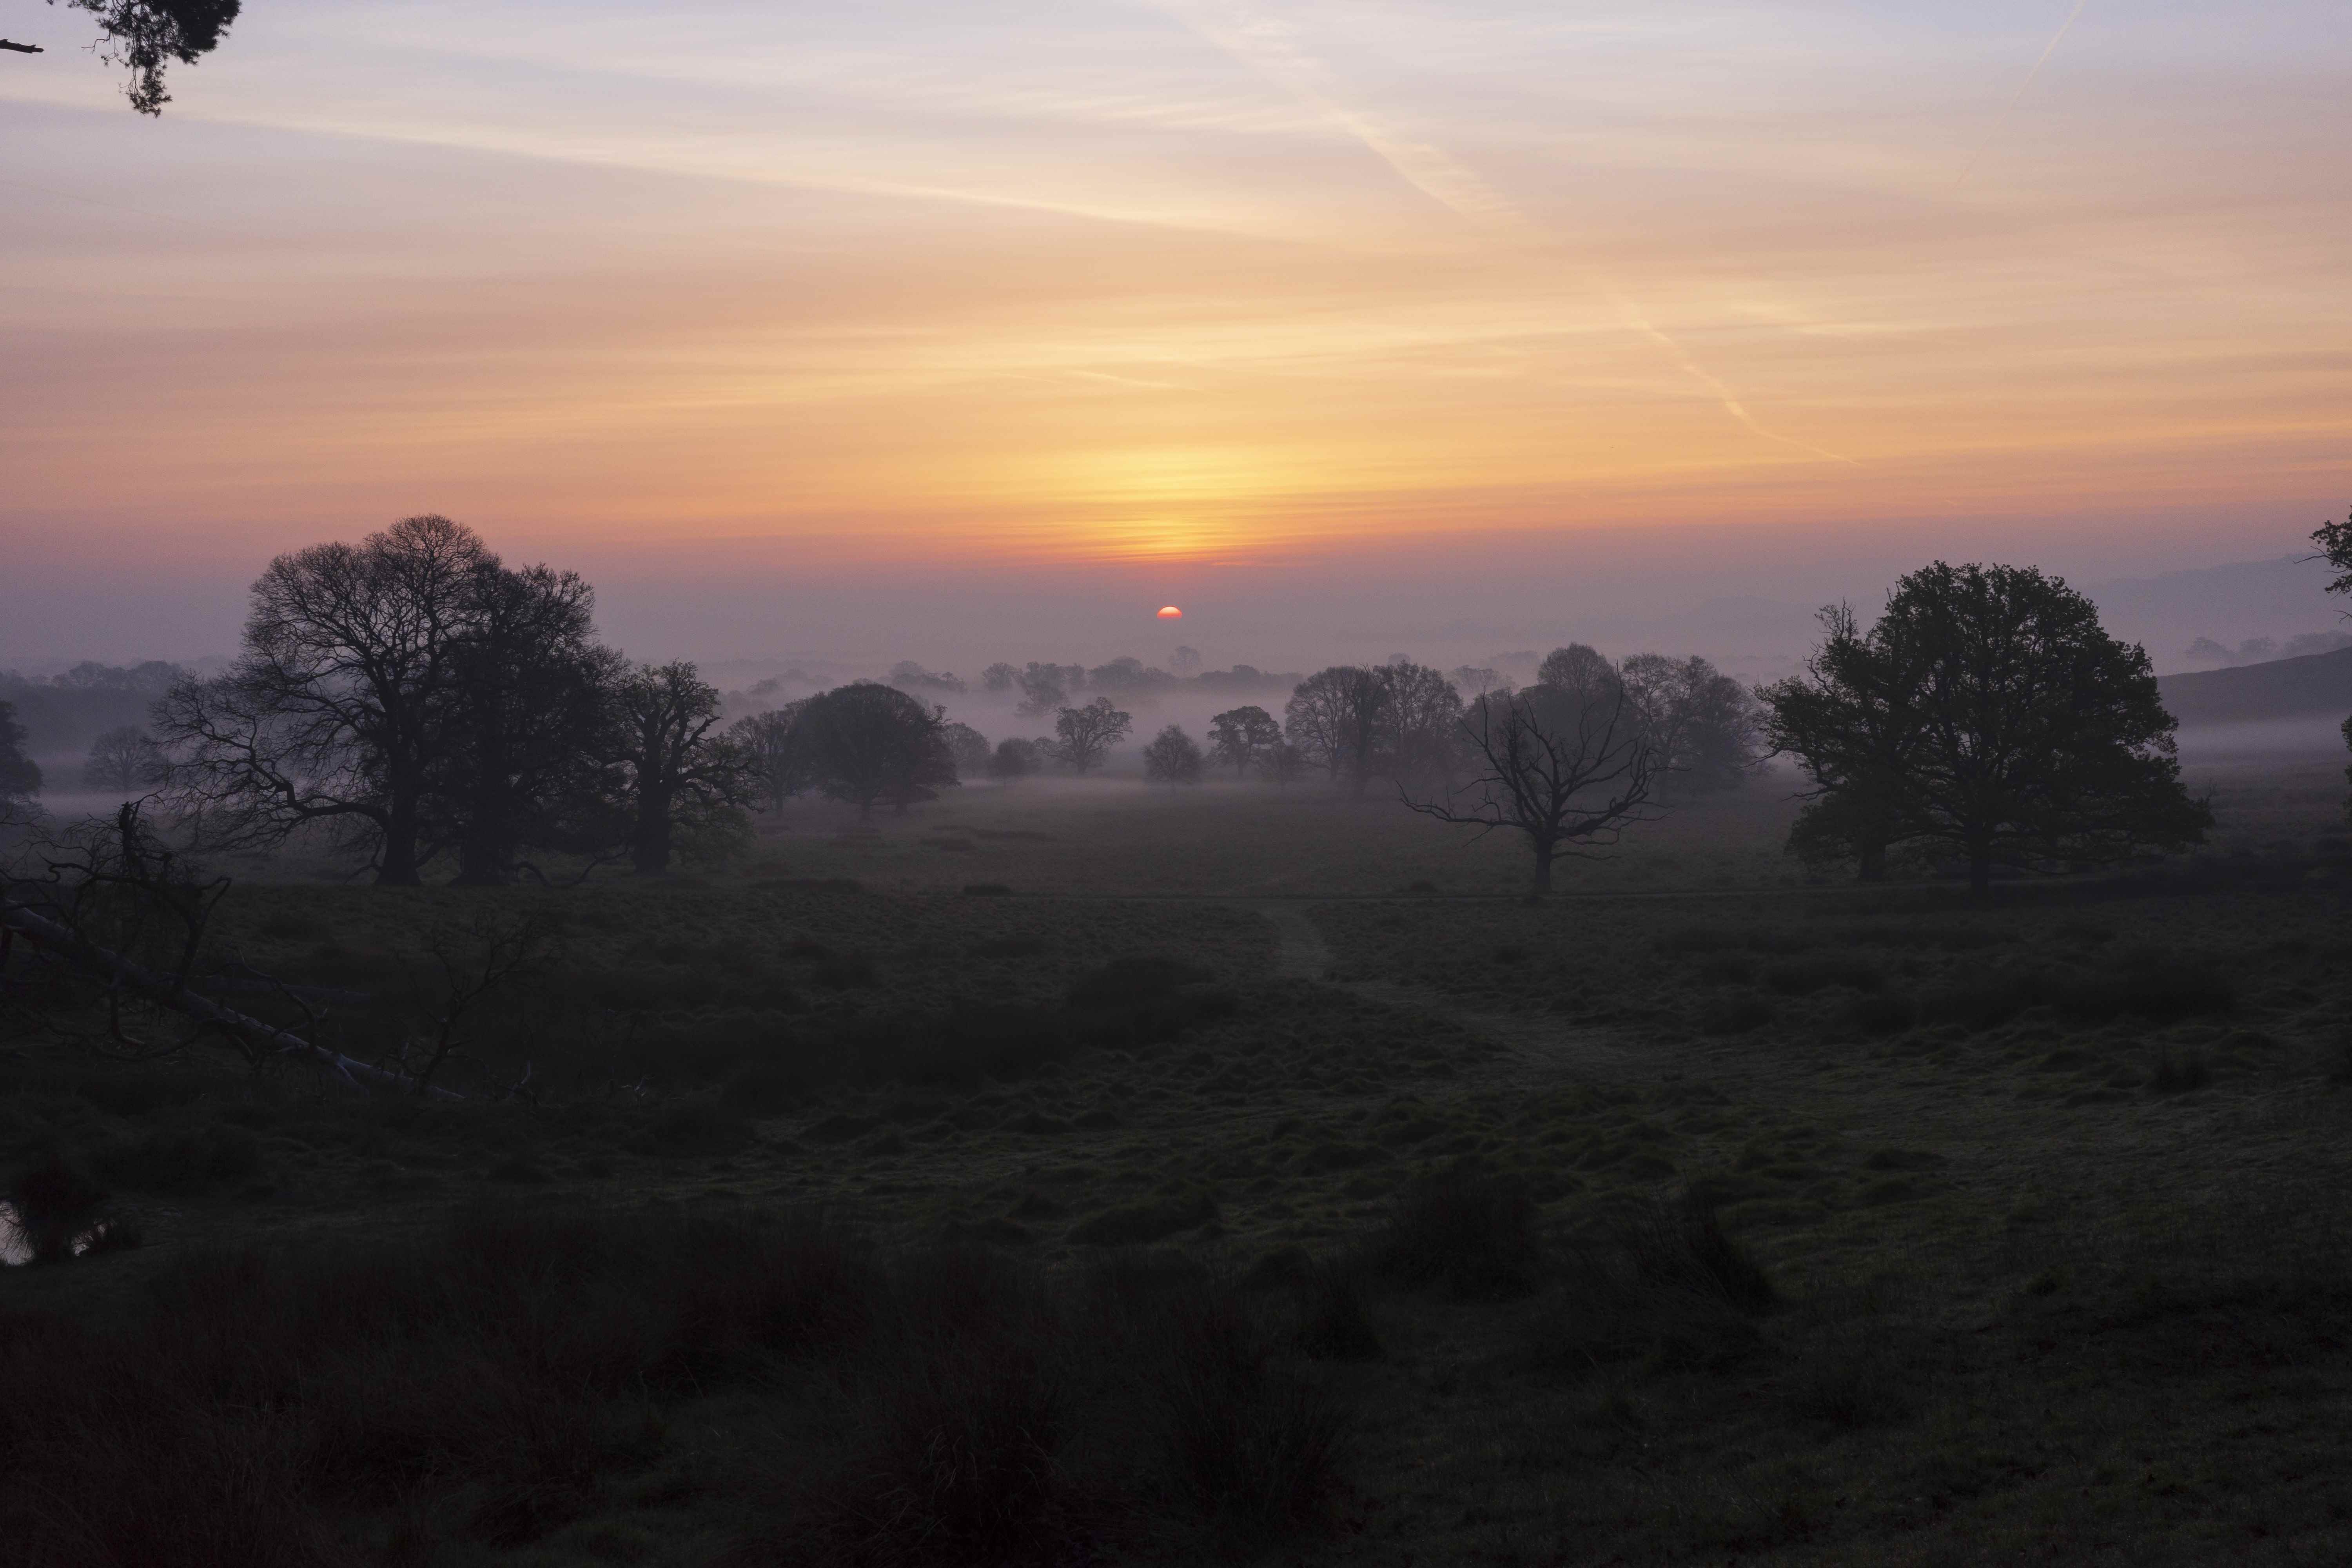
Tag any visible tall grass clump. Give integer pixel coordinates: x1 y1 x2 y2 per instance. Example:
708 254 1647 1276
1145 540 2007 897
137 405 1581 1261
1368 1160 1540 1299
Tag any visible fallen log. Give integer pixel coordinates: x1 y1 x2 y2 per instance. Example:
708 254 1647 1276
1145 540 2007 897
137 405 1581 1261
0 895 459 1098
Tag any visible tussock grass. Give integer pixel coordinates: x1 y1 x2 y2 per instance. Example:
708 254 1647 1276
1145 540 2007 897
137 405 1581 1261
0 1208 1360 1565
1368 1160 1540 1299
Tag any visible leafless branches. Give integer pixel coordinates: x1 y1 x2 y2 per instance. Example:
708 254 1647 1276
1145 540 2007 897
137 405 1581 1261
1401 683 1663 893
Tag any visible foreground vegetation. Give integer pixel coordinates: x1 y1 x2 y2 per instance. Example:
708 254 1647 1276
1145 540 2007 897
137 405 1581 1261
5 764 2352 1565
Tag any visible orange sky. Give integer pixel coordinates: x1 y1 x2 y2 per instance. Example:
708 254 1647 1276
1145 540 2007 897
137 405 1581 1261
3 0 2347 662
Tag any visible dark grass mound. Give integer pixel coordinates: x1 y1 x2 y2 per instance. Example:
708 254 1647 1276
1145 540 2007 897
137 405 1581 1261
1927 947 2236 1031
1368 1161 1541 1299
1514 1195 1777 1380
0 1208 1359 1567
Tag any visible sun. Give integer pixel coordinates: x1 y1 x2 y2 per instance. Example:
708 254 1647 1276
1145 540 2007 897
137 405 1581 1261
1156 605 1183 619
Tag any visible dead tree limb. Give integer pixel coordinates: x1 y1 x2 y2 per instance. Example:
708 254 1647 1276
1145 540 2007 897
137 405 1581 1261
0 895 460 1098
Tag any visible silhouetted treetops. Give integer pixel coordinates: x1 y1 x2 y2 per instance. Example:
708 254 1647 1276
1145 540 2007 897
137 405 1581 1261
1759 561 2210 891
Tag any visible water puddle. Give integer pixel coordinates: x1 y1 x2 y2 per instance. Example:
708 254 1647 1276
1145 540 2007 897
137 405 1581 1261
0 1201 125 1264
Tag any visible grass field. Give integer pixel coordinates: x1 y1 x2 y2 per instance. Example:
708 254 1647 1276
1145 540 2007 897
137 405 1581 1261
5 760 2352 1565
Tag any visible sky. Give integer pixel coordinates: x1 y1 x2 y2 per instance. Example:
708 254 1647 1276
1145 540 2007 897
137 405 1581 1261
3 0 2348 671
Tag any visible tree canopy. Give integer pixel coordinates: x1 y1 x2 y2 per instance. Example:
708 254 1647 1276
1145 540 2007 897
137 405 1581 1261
35 0 241 114
1760 562 2210 891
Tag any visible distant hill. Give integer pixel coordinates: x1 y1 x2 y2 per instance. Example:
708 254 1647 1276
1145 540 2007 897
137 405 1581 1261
2159 646 2352 727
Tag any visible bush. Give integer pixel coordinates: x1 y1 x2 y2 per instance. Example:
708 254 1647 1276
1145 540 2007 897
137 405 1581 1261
1288 1260 1384 1363
1611 1196 1777 1314
1145 1282 1352 1538
1141 725 1205 784
1369 1161 1539 1299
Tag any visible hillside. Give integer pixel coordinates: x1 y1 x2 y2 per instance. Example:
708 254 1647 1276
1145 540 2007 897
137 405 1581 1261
2159 645 2352 726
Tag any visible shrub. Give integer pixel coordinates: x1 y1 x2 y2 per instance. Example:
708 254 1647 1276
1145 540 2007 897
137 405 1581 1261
1144 1283 1352 1538
816 1343 1067 1566
1369 1161 1539 1299
1611 1196 1777 1314
1289 1260 1384 1363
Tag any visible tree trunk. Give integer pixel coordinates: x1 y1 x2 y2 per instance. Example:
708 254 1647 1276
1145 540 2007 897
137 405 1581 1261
633 784 676 875
1968 845 1993 895
1531 838 1555 894
1857 838 1887 883
378 791 423 886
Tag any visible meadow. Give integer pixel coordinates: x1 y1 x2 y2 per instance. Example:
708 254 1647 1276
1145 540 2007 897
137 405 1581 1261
4 756 2352 1565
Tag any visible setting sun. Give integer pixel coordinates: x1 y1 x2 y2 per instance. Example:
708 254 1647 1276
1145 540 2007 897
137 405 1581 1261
1157 606 1183 620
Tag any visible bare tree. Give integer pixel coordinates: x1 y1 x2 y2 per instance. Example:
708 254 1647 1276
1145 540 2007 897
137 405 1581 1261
1141 724 1204 783
154 515 495 886
1284 666 1387 791
608 661 754 874
726 701 814 815
1402 679 1662 894
0 702 40 808
1208 705 1281 778
1053 697 1132 774
1375 662 1465 791
81 726 163 797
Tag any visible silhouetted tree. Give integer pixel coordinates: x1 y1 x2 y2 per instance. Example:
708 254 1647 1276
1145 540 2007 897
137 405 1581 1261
726 701 815 815
1053 697 1132 775
81 726 162 796
1403 676 1661 894
888 661 966 695
1171 645 1202 675
44 0 240 114
797 682 956 817
980 662 1018 694
1375 662 1465 791
2307 508 2352 817
1285 666 1387 792
607 661 753 874
942 722 992 777
1141 725 1204 783
437 563 618 885
1619 653 1762 796
1258 741 1308 786
154 515 495 886
1761 563 2210 893
1448 664 1505 698
1016 662 1080 718
0 702 40 807
1208 705 1281 778
987 737 1037 779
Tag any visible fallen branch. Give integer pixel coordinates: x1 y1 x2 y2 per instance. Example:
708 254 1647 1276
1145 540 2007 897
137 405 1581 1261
0 895 459 1098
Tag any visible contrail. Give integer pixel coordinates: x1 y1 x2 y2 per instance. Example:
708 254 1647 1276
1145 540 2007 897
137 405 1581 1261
1953 0 2091 193
1157 0 1853 464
